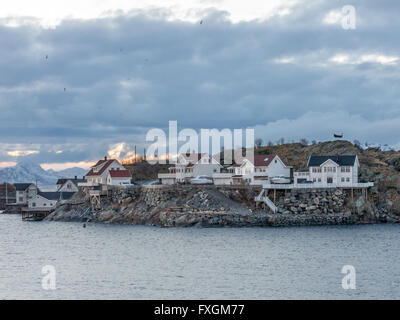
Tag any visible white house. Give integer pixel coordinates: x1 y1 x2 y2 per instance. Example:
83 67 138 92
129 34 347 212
106 169 132 185
218 154 291 185
158 153 221 184
57 177 86 192
294 155 359 186
14 183 38 205
28 191 75 210
84 157 128 185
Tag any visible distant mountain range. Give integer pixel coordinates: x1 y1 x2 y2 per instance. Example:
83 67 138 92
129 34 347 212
0 162 87 185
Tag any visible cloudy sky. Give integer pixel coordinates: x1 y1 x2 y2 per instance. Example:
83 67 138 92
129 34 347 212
0 0 399 170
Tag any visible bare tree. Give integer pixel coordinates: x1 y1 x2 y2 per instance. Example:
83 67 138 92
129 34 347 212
353 139 362 151
255 138 263 148
299 138 309 146
311 140 317 145
267 141 274 146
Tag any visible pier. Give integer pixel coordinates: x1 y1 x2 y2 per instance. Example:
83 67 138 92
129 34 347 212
21 208 53 221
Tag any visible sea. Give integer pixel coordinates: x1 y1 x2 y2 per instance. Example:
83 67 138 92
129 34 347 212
0 214 399 299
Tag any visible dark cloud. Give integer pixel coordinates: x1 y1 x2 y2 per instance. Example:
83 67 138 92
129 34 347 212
0 0 399 165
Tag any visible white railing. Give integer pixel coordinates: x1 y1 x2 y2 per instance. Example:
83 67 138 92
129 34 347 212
294 171 310 177
255 190 277 213
212 173 233 178
264 196 278 213
262 182 374 189
158 173 177 179
78 181 99 187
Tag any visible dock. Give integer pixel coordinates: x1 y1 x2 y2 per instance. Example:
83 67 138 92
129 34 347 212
21 208 53 221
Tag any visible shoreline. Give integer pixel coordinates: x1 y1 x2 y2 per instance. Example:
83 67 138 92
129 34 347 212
44 185 400 227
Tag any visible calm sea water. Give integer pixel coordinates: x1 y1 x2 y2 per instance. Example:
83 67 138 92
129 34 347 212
1 214 399 300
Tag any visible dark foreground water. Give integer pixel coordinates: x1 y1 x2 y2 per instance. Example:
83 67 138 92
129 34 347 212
0 214 399 299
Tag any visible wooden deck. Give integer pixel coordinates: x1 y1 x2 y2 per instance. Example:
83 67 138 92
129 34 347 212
21 208 53 221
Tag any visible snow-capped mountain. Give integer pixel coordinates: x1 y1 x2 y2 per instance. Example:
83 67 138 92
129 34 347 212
0 162 87 185
362 142 400 151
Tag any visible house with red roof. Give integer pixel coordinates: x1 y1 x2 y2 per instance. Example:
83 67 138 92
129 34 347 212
106 169 132 186
83 157 130 185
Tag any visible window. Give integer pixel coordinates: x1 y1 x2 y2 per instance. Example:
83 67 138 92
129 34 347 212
19 197 23 202
341 177 345 182
346 177 350 182
318 178 321 182
32 202 36 207
44 203 47 206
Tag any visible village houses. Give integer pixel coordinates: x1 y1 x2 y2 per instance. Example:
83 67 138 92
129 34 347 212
224 154 292 185
294 155 360 186
83 157 132 186
158 152 222 184
14 183 38 205
57 177 86 192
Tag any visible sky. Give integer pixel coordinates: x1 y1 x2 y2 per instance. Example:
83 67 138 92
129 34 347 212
0 0 399 170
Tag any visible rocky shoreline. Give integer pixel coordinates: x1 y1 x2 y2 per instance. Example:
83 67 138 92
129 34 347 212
45 185 400 227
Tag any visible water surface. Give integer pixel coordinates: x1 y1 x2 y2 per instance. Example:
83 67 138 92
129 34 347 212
0 214 399 299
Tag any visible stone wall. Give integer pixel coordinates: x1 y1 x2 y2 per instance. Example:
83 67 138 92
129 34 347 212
45 185 399 227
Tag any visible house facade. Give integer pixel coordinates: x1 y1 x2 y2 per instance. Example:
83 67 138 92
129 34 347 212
220 154 291 185
158 153 221 184
14 183 38 205
57 177 86 192
84 157 127 185
28 191 75 210
294 155 359 186
106 169 132 185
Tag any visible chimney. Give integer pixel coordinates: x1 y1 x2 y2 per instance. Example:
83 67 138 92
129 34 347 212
104 156 107 161
74 176 77 180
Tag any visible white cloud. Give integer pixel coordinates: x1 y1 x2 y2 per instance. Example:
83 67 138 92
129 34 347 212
322 9 343 25
273 57 296 64
0 0 300 27
41 161 92 171
330 53 399 65
7 150 39 157
0 161 17 168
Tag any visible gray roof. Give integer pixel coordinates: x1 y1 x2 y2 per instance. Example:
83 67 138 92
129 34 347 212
308 155 357 167
56 178 86 186
38 192 75 200
14 183 35 191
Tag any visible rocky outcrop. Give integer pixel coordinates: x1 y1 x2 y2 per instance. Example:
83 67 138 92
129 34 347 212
45 185 400 227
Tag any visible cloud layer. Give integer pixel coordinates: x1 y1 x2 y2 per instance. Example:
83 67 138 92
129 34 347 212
0 0 399 168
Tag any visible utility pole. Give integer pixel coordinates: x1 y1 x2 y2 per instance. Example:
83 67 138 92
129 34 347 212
5 182 8 205
134 145 137 163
